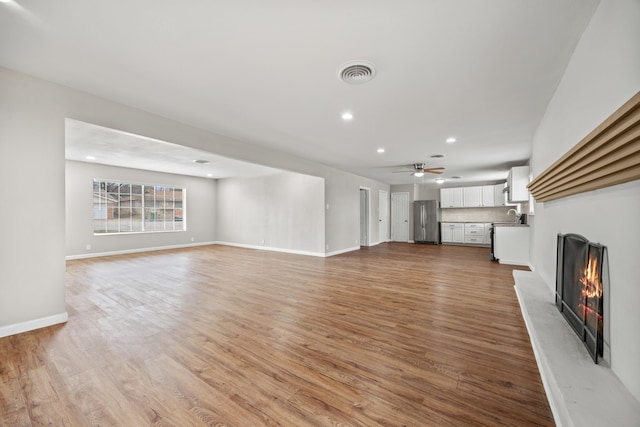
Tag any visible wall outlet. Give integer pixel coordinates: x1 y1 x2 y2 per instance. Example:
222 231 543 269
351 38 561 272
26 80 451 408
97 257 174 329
85 244 91 251
261 239 265 244
190 237 195 242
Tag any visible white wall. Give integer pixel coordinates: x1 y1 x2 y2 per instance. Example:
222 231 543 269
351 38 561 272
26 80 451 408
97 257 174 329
529 0 640 402
0 69 67 334
217 171 325 254
65 160 217 258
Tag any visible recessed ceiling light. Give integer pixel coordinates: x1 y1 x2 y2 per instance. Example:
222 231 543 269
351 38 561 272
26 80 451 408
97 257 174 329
206 173 213 177
435 178 446 184
0 0 12 4
85 155 96 160
446 137 457 143
377 148 385 153
341 112 353 121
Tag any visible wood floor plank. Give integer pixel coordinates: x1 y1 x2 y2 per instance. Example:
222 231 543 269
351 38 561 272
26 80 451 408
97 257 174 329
0 243 554 426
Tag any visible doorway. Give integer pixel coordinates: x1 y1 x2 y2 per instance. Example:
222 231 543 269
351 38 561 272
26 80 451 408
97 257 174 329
391 192 409 242
379 190 389 243
359 188 370 246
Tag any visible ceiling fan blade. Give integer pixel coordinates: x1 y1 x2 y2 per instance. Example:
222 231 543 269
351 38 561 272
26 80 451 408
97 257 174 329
425 169 444 174
424 167 445 171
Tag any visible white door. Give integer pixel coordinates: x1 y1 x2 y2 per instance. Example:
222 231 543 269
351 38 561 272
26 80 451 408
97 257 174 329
391 192 409 242
378 190 389 243
359 188 369 246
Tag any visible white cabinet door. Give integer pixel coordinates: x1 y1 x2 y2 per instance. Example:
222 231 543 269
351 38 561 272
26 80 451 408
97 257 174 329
482 186 495 207
441 223 453 242
441 188 463 208
508 166 530 202
463 186 482 207
494 183 505 206
442 223 464 243
440 188 451 208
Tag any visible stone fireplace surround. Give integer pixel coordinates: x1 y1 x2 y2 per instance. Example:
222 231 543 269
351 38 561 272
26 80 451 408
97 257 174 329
514 270 640 426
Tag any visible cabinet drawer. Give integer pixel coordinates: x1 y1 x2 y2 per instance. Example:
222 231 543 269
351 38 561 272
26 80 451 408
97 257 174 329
464 236 485 244
442 223 464 229
465 228 483 236
464 223 484 228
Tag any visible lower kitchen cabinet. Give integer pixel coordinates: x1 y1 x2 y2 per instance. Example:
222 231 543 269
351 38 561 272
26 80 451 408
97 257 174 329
464 223 487 245
441 223 464 243
442 222 490 246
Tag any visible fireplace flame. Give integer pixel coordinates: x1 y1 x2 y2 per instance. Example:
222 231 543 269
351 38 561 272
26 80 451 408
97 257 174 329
579 255 603 322
579 256 602 299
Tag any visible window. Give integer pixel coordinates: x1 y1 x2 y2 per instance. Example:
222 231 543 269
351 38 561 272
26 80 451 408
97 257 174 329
93 180 185 234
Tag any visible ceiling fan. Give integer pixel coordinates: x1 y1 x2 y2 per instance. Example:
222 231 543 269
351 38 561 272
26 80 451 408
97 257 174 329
393 163 445 177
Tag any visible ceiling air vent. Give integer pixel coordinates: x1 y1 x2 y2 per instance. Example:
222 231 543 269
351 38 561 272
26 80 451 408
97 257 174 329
337 60 376 84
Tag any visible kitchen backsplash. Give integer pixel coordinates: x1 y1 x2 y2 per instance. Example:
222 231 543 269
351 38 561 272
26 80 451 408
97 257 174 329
441 206 516 223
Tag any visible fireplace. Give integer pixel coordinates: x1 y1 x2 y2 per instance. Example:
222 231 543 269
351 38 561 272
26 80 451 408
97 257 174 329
556 233 606 363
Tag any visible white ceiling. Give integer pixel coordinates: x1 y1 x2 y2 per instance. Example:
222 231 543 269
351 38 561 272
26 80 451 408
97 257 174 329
0 0 600 185
65 119 281 179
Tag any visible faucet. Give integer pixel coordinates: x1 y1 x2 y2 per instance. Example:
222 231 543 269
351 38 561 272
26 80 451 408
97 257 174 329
507 208 520 223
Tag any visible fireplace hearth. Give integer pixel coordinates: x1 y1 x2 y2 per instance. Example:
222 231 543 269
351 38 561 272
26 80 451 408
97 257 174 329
556 233 606 363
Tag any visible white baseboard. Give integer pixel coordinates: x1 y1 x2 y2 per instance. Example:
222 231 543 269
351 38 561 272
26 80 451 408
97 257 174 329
498 259 530 267
325 246 360 257
0 312 68 339
216 241 326 257
66 241 217 260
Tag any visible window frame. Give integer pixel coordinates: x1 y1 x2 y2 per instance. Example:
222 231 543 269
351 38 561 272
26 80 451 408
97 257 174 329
92 179 186 235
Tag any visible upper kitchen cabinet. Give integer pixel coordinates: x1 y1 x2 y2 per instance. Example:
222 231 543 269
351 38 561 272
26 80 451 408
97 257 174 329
482 185 495 207
442 185 504 208
463 186 482 207
440 188 463 208
507 166 530 203
494 183 506 206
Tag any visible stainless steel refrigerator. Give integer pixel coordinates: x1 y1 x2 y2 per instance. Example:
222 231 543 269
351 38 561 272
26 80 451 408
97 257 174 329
414 200 441 244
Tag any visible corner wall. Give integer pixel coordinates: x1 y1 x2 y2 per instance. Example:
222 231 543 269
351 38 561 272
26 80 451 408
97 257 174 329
529 0 640 401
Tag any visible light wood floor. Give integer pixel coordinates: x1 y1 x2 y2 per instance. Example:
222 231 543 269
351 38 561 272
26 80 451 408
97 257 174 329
1 243 553 426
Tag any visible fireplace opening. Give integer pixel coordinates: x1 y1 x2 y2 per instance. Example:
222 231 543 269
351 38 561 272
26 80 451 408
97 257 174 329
556 233 606 363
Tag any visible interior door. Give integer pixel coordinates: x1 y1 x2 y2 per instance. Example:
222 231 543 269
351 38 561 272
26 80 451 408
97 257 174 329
359 188 369 246
391 192 409 242
378 190 389 243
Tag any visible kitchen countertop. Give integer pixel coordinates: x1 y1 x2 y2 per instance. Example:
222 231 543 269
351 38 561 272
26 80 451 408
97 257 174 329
492 222 529 227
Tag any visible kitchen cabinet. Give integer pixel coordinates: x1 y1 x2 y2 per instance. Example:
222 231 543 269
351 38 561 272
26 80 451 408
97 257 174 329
441 223 464 243
464 223 489 246
507 166 530 202
442 184 507 208
482 186 495 207
440 188 463 208
494 183 506 206
463 186 482 207
494 225 530 266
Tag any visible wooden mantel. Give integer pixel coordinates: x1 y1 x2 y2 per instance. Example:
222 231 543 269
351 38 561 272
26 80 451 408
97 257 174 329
528 91 640 202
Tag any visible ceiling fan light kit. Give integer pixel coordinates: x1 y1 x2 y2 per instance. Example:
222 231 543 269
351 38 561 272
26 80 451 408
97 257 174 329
392 163 445 177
